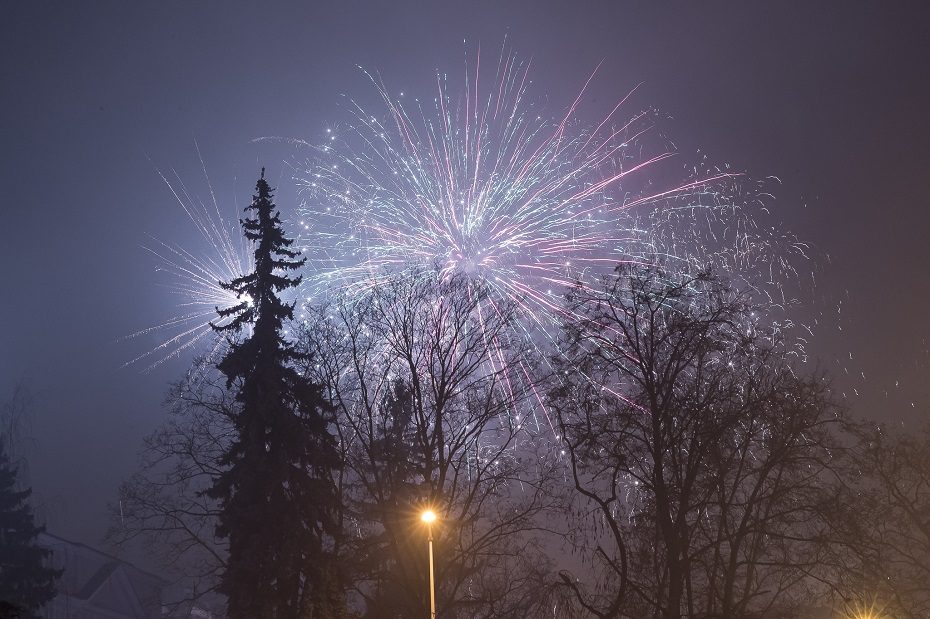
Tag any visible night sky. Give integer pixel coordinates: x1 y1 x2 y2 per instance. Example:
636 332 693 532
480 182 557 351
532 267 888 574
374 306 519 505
2 1 929 553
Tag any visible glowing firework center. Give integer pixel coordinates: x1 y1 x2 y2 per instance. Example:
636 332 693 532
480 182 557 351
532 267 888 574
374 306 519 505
299 59 694 323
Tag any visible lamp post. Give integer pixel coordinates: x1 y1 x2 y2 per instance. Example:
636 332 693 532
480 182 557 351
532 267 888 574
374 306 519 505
421 509 437 619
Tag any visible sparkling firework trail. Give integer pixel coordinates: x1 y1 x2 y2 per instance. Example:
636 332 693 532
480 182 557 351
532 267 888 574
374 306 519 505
124 155 254 369
133 50 806 428
291 49 784 433
295 51 753 337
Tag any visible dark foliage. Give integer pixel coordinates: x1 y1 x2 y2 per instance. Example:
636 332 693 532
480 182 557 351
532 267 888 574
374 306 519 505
208 170 342 618
0 441 60 619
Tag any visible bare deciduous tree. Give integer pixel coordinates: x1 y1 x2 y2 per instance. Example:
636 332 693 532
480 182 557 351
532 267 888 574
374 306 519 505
108 362 233 614
818 423 930 618
299 271 563 618
1 381 38 475
549 264 840 619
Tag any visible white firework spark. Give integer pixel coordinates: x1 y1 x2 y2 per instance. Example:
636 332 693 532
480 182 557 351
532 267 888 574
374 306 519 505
124 153 253 369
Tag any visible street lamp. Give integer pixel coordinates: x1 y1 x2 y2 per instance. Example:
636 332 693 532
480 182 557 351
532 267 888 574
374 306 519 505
421 509 437 619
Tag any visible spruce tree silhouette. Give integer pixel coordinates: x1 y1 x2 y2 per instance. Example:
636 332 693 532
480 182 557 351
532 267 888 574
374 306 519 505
209 169 341 618
0 442 60 619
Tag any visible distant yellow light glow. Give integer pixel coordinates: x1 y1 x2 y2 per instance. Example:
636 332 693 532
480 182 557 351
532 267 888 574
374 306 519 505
843 598 889 619
421 510 437 524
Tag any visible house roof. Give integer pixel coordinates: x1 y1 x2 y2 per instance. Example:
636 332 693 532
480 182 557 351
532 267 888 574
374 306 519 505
38 532 167 618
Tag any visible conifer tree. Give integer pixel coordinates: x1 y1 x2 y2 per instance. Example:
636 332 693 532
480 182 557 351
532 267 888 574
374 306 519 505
209 169 341 619
0 441 60 618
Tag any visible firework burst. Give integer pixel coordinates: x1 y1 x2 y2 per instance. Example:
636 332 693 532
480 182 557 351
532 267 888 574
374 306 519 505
288 49 795 435
295 50 746 337
133 50 804 416
124 154 254 369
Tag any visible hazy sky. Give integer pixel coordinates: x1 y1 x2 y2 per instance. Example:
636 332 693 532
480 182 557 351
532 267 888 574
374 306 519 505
2 1 929 553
